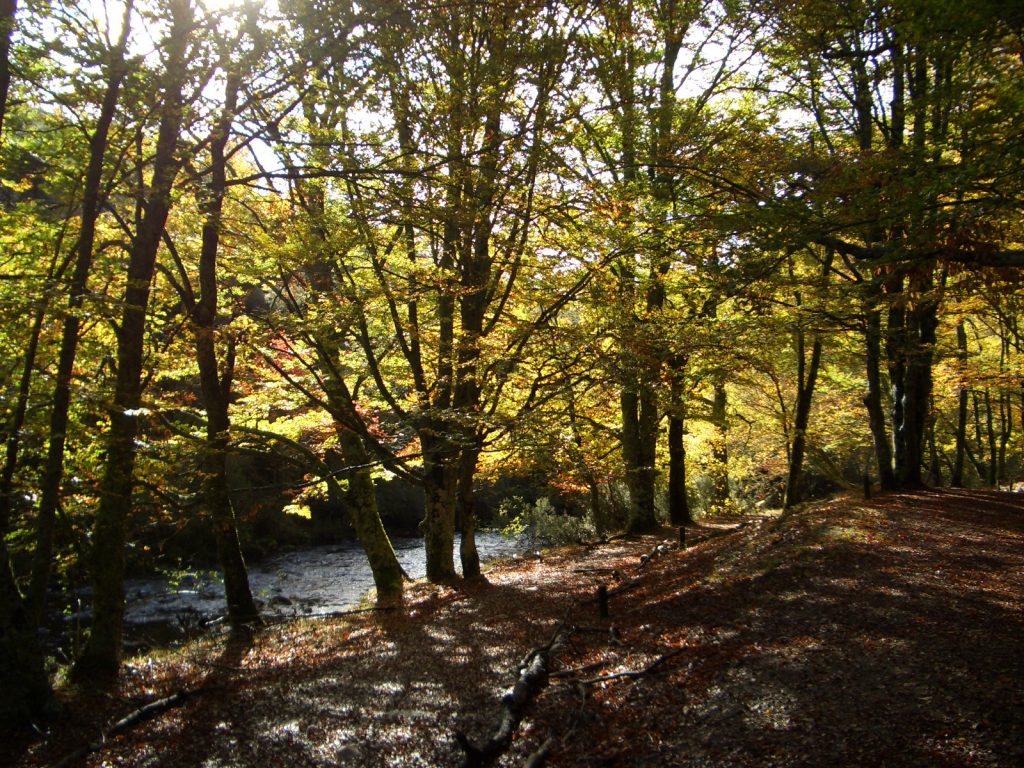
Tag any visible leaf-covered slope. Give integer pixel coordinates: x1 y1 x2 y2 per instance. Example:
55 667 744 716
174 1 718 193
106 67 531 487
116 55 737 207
7 489 1024 767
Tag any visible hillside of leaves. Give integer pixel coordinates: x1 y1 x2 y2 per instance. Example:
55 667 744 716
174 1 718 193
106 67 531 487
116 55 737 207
5 488 1022 767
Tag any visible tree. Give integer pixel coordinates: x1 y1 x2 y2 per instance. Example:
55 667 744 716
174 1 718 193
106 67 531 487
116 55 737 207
27 0 135 623
160 11 260 624
754 0 1024 488
0 0 58 726
74 0 194 678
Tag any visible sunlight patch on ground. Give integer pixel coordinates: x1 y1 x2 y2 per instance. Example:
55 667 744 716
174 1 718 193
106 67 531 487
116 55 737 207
372 680 406 697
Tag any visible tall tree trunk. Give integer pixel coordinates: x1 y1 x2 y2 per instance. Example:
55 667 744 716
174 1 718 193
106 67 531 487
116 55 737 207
191 69 257 624
73 0 191 679
886 279 909 482
0 0 14 139
334 426 404 603
710 381 730 510
457 444 480 578
421 433 458 582
863 289 895 490
997 392 1011 486
667 362 691 525
951 320 969 487
0 0 57 725
28 0 134 623
926 395 942 486
0 547 55 725
311 340 405 603
969 391 988 481
784 332 823 509
895 271 939 488
983 389 997 487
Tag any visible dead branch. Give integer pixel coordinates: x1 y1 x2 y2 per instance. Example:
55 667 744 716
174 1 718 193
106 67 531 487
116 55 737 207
550 658 615 679
50 688 208 768
456 618 573 768
577 648 683 686
638 542 674 570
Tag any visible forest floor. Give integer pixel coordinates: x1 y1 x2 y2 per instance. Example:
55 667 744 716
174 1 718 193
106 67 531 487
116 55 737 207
5 488 1024 767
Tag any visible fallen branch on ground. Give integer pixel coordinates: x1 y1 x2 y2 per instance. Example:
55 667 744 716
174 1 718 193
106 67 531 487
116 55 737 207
51 688 210 768
638 542 674 570
455 617 574 768
577 648 683 686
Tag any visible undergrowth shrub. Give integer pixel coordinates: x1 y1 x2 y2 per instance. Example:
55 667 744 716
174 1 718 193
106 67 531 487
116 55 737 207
498 496 595 547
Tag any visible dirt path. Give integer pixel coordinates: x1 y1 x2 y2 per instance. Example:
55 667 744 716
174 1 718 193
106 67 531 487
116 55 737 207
7 489 1024 767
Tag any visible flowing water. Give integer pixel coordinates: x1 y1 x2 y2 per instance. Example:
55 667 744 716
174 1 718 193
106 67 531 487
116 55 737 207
58 532 526 648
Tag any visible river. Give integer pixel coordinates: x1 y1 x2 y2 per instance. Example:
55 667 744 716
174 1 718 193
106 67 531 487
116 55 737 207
64 532 526 642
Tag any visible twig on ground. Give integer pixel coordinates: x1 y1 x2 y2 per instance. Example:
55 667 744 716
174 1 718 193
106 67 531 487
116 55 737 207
577 648 683 686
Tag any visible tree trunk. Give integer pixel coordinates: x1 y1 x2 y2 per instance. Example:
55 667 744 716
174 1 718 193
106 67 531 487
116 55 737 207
191 68 257 625
421 436 458 582
457 445 481 578
588 480 605 537
886 280 909 482
0 548 55 725
983 389 997 487
335 427 404 603
997 392 1012 486
0 0 15 139
926 396 942 486
710 381 729 511
863 294 895 490
0 0 57 727
951 320 968 487
73 0 190 679
667 363 690 525
895 272 938 488
28 0 134 623
197 332 257 622
784 332 823 509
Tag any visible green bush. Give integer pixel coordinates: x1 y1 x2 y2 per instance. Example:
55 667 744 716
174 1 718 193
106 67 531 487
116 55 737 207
498 496 595 547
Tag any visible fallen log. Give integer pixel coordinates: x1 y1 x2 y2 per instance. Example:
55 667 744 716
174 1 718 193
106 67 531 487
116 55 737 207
51 688 207 768
456 620 572 768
